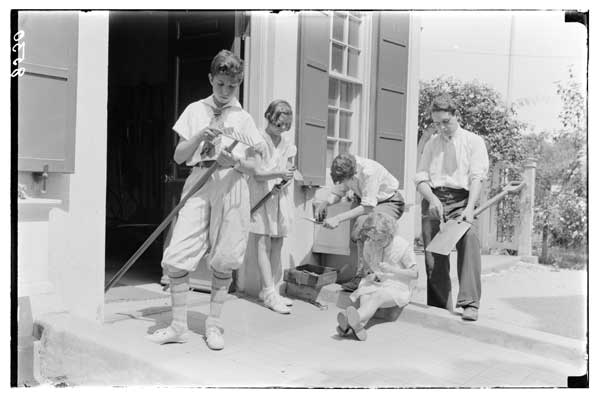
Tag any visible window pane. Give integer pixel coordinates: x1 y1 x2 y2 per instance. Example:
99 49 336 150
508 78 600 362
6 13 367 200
350 11 363 18
348 19 360 47
339 141 351 155
327 109 336 137
348 48 359 78
339 111 351 139
331 43 344 73
339 82 352 109
332 13 345 42
327 140 336 167
328 79 338 106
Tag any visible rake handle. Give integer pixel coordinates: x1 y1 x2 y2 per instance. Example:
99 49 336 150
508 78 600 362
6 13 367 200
104 140 239 293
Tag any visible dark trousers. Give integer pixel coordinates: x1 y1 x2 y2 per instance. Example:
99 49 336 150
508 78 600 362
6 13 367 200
421 188 481 310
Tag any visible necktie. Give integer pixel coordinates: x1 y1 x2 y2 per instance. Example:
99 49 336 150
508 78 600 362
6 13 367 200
200 105 224 158
442 138 457 176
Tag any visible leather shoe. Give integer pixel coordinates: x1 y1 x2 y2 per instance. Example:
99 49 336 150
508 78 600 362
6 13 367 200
461 306 478 321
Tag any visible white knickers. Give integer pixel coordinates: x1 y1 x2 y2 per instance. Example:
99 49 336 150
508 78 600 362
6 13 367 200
162 167 251 273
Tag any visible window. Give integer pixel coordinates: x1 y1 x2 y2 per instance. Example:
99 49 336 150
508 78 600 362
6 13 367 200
326 11 367 182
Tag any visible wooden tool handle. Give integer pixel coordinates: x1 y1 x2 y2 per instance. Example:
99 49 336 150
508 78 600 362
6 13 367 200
104 140 239 293
250 178 291 215
473 181 525 218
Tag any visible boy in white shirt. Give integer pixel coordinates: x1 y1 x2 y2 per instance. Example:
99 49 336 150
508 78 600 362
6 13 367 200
415 93 489 321
147 50 265 350
314 154 405 291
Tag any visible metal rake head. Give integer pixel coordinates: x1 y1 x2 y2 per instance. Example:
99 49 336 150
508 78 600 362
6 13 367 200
222 127 257 147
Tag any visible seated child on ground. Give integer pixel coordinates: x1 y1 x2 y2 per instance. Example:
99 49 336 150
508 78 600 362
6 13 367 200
336 212 418 341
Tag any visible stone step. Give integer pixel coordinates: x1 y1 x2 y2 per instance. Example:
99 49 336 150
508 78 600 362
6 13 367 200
34 312 196 386
311 283 586 366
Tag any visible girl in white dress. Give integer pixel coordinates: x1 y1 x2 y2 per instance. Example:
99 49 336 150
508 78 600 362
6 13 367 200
248 100 297 314
337 212 418 340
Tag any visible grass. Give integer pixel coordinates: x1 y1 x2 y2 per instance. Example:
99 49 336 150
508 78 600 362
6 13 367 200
533 245 588 270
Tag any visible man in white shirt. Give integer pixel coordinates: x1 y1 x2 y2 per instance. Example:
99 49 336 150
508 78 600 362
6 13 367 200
315 154 405 291
415 94 489 321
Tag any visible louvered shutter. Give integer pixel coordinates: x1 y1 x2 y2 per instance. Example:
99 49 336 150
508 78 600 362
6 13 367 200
373 12 409 188
296 12 329 186
17 11 79 173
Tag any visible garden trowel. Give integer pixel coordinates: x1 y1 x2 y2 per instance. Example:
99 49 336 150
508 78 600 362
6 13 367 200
426 181 525 256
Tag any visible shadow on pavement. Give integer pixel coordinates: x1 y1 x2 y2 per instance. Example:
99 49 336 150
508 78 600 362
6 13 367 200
502 295 586 339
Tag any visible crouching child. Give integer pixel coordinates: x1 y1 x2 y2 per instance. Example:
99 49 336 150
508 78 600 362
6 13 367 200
336 212 418 341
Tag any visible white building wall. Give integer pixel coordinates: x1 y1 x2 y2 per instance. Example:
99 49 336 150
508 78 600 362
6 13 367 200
240 12 321 297
240 12 422 295
18 12 109 324
401 14 422 245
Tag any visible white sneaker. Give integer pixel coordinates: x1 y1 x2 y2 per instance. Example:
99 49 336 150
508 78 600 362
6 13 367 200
263 291 291 314
278 294 294 307
146 326 189 344
346 306 367 341
205 324 225 350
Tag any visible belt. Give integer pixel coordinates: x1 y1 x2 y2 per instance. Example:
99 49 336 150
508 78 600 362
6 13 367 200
195 160 217 169
432 186 468 194
379 190 404 203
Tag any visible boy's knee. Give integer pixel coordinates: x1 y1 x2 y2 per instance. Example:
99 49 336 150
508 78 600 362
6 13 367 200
212 270 233 290
167 266 189 283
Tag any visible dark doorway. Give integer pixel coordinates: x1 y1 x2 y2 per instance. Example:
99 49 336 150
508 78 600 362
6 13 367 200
105 11 242 288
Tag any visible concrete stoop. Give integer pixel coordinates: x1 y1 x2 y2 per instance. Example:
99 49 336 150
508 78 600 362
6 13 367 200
33 312 196 386
31 279 585 386
317 284 587 367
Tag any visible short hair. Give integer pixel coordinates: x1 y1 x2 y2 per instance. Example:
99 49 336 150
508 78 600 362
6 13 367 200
210 49 244 81
264 99 293 125
361 212 396 239
430 94 458 115
330 154 356 184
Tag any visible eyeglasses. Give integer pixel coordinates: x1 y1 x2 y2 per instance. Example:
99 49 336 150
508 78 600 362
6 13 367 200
432 119 452 127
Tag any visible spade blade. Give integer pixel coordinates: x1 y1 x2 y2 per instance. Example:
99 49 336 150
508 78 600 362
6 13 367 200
425 219 473 256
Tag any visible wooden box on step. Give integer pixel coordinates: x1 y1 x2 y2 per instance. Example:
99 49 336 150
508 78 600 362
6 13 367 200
284 264 337 301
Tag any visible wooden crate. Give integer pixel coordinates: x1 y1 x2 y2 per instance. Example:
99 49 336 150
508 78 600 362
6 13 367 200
284 264 337 301
285 281 320 301
284 264 337 288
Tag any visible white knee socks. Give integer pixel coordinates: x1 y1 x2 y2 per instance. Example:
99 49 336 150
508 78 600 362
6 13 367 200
169 274 190 333
209 271 232 320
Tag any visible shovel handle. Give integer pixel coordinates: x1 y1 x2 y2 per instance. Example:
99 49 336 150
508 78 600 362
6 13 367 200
473 181 525 218
104 140 239 293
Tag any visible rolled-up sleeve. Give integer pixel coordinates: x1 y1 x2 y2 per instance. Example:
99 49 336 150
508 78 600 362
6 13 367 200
414 139 433 186
468 135 489 183
360 170 379 208
172 105 193 141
